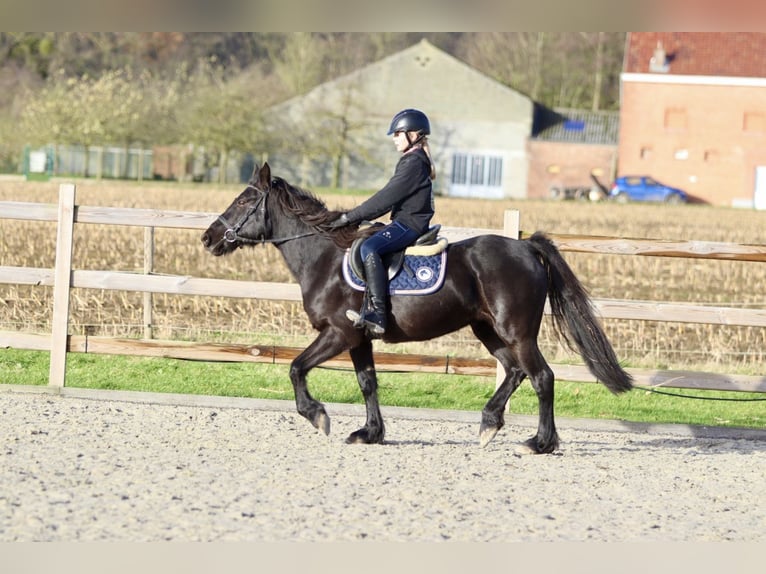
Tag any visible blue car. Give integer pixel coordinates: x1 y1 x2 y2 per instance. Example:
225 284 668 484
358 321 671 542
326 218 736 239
609 176 688 203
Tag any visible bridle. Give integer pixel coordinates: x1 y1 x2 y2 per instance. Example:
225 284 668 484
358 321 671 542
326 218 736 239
216 184 315 247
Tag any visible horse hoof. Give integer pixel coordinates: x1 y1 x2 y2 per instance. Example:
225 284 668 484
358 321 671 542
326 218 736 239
345 428 383 444
479 425 499 448
514 440 540 455
314 412 331 436
520 436 558 454
346 433 366 444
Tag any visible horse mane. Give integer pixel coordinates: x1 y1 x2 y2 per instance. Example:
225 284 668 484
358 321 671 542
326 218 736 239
267 176 360 249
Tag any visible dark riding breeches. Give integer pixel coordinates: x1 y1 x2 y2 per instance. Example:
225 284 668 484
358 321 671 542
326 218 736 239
359 220 420 262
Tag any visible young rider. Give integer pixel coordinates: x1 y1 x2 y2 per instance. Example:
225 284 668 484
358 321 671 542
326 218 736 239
328 108 436 336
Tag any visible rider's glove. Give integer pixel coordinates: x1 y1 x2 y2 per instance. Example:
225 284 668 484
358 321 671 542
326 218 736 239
326 213 350 229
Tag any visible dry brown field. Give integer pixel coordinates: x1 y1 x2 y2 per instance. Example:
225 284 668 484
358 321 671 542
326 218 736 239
2 178 766 374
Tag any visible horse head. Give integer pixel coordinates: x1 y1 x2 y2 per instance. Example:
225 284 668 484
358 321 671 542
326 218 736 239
201 162 274 255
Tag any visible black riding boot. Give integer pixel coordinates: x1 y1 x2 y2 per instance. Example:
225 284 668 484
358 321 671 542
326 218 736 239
360 253 388 336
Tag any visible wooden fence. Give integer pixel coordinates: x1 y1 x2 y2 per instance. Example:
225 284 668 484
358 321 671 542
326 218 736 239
1 184 765 394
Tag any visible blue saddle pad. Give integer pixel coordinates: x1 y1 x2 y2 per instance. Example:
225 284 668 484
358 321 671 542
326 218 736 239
342 250 447 295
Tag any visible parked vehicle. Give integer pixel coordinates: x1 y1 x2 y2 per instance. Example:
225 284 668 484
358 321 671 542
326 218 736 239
609 176 688 203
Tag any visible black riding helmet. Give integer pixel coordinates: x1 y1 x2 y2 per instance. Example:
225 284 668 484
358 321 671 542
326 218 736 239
386 108 430 136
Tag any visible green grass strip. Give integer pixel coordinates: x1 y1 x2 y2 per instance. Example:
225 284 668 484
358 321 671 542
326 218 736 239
1 349 763 429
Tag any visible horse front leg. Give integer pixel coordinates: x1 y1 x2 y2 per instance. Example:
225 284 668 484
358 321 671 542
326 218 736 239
346 339 385 444
289 328 348 436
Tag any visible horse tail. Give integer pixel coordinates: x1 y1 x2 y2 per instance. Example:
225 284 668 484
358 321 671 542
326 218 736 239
527 232 633 394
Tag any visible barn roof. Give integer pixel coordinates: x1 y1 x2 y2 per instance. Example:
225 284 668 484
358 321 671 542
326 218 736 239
272 38 533 127
625 32 766 78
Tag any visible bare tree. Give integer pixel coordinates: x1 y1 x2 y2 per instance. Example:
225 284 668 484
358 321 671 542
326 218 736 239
592 32 605 111
270 33 326 95
20 71 96 175
456 32 625 110
176 58 286 184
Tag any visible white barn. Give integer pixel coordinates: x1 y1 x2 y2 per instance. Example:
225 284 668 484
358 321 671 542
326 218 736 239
265 39 533 199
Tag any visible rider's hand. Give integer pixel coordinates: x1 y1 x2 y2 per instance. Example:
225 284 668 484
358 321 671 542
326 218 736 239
326 213 350 229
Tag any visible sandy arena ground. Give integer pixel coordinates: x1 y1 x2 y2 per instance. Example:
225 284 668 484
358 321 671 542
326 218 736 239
1 386 764 542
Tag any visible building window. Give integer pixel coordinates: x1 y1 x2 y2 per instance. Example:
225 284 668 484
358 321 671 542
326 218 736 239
450 152 504 196
743 112 765 133
674 148 689 160
470 156 485 184
664 108 688 130
704 149 719 162
451 154 467 184
487 156 503 186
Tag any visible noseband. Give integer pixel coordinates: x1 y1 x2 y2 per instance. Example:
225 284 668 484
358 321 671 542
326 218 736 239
216 185 314 247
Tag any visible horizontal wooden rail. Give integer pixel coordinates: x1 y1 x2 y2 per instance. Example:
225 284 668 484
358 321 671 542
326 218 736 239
0 266 303 301
0 201 496 241
2 332 764 393
0 200 59 221
5 200 766 262
591 298 766 327
5 265 766 327
524 231 766 263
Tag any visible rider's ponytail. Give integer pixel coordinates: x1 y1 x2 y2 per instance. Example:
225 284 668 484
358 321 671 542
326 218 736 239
421 137 436 181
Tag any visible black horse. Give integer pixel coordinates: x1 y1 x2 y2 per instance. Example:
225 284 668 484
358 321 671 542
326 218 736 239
202 163 632 453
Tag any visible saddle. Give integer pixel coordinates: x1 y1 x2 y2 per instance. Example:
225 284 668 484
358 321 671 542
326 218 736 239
349 223 447 281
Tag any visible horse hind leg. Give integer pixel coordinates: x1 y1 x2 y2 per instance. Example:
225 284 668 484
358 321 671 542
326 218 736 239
473 321 559 453
471 322 526 448
480 362 525 448
516 342 559 454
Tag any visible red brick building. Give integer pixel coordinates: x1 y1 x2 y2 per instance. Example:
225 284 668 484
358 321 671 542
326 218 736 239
619 32 766 207
527 107 619 200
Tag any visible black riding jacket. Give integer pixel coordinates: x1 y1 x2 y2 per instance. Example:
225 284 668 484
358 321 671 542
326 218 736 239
345 147 434 235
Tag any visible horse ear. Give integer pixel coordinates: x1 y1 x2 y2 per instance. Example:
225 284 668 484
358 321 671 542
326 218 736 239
250 163 260 182
259 162 271 189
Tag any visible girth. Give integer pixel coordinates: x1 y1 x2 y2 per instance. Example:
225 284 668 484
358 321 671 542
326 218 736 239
349 224 446 281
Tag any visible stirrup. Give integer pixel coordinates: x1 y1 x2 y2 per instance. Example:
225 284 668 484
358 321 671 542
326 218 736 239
345 308 364 327
363 317 386 336
360 309 386 336
345 308 385 337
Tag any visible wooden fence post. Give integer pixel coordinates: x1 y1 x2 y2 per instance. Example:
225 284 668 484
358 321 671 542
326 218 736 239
48 184 76 387
503 209 521 241
143 226 155 339
498 209 520 408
